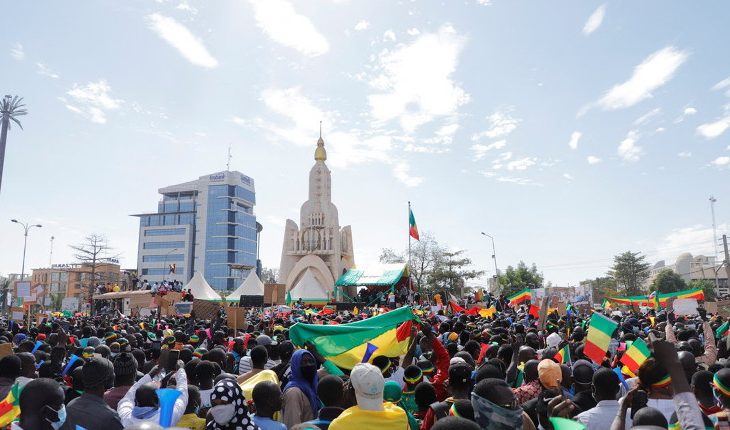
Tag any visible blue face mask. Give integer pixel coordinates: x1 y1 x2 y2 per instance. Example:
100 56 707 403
47 405 66 430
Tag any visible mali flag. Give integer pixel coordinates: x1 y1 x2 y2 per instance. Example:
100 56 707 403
716 321 730 339
409 207 419 240
529 304 540 319
507 288 531 306
584 313 618 364
289 306 418 369
620 337 651 374
554 345 570 364
0 383 21 427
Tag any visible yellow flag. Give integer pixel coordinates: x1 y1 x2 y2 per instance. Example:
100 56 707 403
478 307 496 318
353 306 359 315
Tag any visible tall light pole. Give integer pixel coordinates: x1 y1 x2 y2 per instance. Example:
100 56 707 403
710 196 719 292
162 248 179 283
49 236 55 266
11 219 42 281
481 232 499 293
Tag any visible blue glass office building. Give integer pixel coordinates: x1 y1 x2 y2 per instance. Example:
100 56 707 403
133 171 258 291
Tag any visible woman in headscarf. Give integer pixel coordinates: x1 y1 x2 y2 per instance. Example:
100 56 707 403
282 349 320 428
206 379 259 430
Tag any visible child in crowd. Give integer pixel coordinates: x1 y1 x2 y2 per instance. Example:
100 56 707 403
252 380 286 430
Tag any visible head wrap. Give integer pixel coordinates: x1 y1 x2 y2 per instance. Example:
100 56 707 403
284 349 320 418
207 379 259 430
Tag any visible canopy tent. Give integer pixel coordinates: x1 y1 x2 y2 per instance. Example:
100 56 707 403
184 272 221 301
226 272 265 301
289 268 329 304
335 263 410 288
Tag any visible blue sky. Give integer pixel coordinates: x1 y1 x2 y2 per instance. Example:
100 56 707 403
1 0 729 287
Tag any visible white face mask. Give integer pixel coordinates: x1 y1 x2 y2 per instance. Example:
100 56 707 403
210 403 236 425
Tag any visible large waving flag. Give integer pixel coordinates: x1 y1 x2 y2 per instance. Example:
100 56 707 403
289 306 418 369
605 287 704 308
507 288 531 306
620 337 651 374
0 383 21 427
584 313 618 364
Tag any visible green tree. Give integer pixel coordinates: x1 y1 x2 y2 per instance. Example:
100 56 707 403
427 250 483 296
607 251 651 295
584 276 619 305
379 232 443 291
497 261 544 297
689 279 716 301
651 269 687 294
0 95 27 193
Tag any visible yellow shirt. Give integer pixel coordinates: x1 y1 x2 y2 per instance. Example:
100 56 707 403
176 413 206 430
329 403 408 430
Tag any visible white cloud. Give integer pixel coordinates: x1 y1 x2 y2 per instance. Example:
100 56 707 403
655 127 665 133
568 131 581 150
684 107 697 116
506 157 536 171
250 0 329 57
354 20 370 31
711 156 730 166
583 4 606 35
475 0 492 5
678 151 692 158
383 30 396 42
617 130 641 162
471 140 506 160
655 224 727 262
368 24 469 133
587 155 601 165
697 114 730 139
36 62 59 79
634 107 661 125
712 76 730 97
563 173 574 181
596 46 688 110
11 43 24 61
64 80 123 124
407 28 420 36
176 2 198 14
495 176 536 186
472 109 520 141
147 13 218 68
393 161 424 187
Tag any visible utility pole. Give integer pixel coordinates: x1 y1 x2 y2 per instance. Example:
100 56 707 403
715 234 730 287
49 236 55 266
710 196 719 293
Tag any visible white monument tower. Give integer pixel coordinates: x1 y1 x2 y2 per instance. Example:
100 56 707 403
278 134 355 301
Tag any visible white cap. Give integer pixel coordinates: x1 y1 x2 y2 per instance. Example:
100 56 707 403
350 363 385 411
449 357 467 366
546 332 562 348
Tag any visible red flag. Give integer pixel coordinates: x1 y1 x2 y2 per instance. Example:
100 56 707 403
529 304 540 319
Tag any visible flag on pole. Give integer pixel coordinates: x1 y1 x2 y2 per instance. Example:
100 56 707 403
409 208 419 240
554 345 570 364
507 288 531 306
286 290 292 306
584 312 618 364
620 337 651 374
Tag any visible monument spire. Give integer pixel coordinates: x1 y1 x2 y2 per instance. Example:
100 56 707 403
315 123 327 161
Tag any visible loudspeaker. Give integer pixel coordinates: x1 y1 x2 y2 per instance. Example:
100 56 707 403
239 295 264 307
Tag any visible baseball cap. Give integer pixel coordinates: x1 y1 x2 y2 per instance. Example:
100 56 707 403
538 359 562 389
256 334 274 346
350 363 385 411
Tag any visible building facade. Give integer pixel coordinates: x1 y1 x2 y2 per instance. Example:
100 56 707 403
646 252 729 295
278 136 356 301
133 171 258 291
31 262 122 301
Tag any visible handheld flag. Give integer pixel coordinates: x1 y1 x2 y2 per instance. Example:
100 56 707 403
529 304 540 319
620 337 651 374
507 288 532 306
716 321 730 339
549 417 586 430
554 345 570 364
584 313 618 364
409 207 419 240
0 383 21 427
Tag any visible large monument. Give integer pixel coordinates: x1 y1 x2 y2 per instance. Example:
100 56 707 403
278 136 355 301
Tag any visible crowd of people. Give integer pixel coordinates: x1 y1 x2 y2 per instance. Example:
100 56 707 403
0 292 728 430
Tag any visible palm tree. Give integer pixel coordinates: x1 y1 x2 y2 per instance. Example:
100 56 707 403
0 95 27 193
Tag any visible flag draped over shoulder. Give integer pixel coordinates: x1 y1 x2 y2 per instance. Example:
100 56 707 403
620 337 650 374
289 306 418 369
584 313 618 364
0 383 21 427
507 288 531 306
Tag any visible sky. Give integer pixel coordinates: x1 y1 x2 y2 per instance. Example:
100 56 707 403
1 0 729 289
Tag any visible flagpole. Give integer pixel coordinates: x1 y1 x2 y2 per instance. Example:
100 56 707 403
408 201 412 269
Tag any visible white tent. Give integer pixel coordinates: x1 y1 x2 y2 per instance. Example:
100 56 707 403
184 272 221 301
289 268 328 300
228 271 265 298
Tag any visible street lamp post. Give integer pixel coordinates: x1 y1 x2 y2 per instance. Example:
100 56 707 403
11 219 42 282
162 248 179 283
480 232 499 292
710 196 719 293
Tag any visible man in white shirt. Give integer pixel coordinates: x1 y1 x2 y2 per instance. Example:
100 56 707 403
117 366 188 427
575 368 620 430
